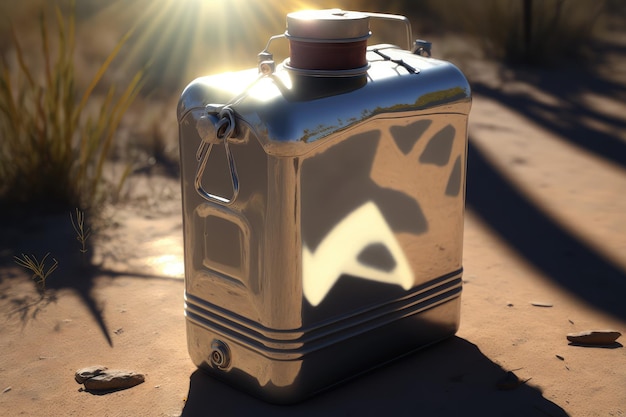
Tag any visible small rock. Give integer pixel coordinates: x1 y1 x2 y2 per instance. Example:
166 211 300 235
2 387 11 394
83 370 145 391
567 330 622 346
531 302 553 307
75 366 108 384
555 354 565 361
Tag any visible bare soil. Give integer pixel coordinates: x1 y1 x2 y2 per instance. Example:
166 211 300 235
1 30 626 417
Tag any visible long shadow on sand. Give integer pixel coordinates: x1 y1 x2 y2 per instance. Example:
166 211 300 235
0 210 179 346
467 45 626 321
180 336 568 417
466 137 626 320
471 39 626 170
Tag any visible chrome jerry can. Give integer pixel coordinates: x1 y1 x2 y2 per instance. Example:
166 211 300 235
177 9 471 403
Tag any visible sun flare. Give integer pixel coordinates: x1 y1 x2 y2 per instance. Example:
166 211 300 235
94 0 349 89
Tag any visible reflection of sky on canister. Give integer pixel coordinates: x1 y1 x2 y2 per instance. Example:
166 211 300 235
303 201 414 306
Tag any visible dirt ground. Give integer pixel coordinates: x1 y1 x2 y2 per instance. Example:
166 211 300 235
1 31 626 417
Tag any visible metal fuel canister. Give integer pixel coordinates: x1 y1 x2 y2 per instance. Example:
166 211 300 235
177 8 471 403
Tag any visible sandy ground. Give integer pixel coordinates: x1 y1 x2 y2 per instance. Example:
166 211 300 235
1 46 626 416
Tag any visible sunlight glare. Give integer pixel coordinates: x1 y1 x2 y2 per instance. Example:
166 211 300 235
106 0 355 85
147 254 185 278
143 236 185 279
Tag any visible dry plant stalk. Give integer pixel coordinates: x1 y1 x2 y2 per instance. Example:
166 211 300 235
70 208 91 254
13 253 59 292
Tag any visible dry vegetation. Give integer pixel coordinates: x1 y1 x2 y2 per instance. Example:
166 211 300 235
0 0 620 215
0 3 624 416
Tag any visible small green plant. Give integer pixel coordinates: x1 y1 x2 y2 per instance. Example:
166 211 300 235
0 1 146 212
13 253 59 292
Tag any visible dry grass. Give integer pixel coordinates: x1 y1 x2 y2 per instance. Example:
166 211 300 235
13 253 58 292
0 1 146 213
0 0 618 219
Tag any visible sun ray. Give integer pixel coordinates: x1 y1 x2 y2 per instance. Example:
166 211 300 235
73 1 381 96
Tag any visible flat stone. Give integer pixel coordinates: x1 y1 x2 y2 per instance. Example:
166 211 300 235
567 330 622 346
83 370 145 391
75 366 108 384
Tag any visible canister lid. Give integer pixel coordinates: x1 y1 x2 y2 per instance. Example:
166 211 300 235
286 9 370 41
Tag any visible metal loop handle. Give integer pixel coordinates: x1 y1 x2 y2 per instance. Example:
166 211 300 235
362 12 413 51
195 107 239 205
194 74 268 205
258 34 285 75
258 11 414 74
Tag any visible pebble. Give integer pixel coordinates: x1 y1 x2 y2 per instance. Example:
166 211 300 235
75 366 145 391
567 330 622 346
82 370 145 391
75 366 108 384
531 302 553 307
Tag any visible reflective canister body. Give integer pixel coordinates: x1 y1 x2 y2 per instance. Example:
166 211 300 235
177 9 471 403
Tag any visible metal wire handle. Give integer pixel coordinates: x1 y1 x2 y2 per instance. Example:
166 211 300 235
258 11 414 75
194 107 239 205
362 12 413 51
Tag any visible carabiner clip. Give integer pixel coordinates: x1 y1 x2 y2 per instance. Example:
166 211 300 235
195 106 239 205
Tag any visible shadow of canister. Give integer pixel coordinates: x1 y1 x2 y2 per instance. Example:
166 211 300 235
180 337 569 417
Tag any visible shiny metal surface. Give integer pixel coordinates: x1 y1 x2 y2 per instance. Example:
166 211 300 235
364 12 413 50
286 9 371 41
413 39 433 57
194 106 239 205
178 42 471 403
